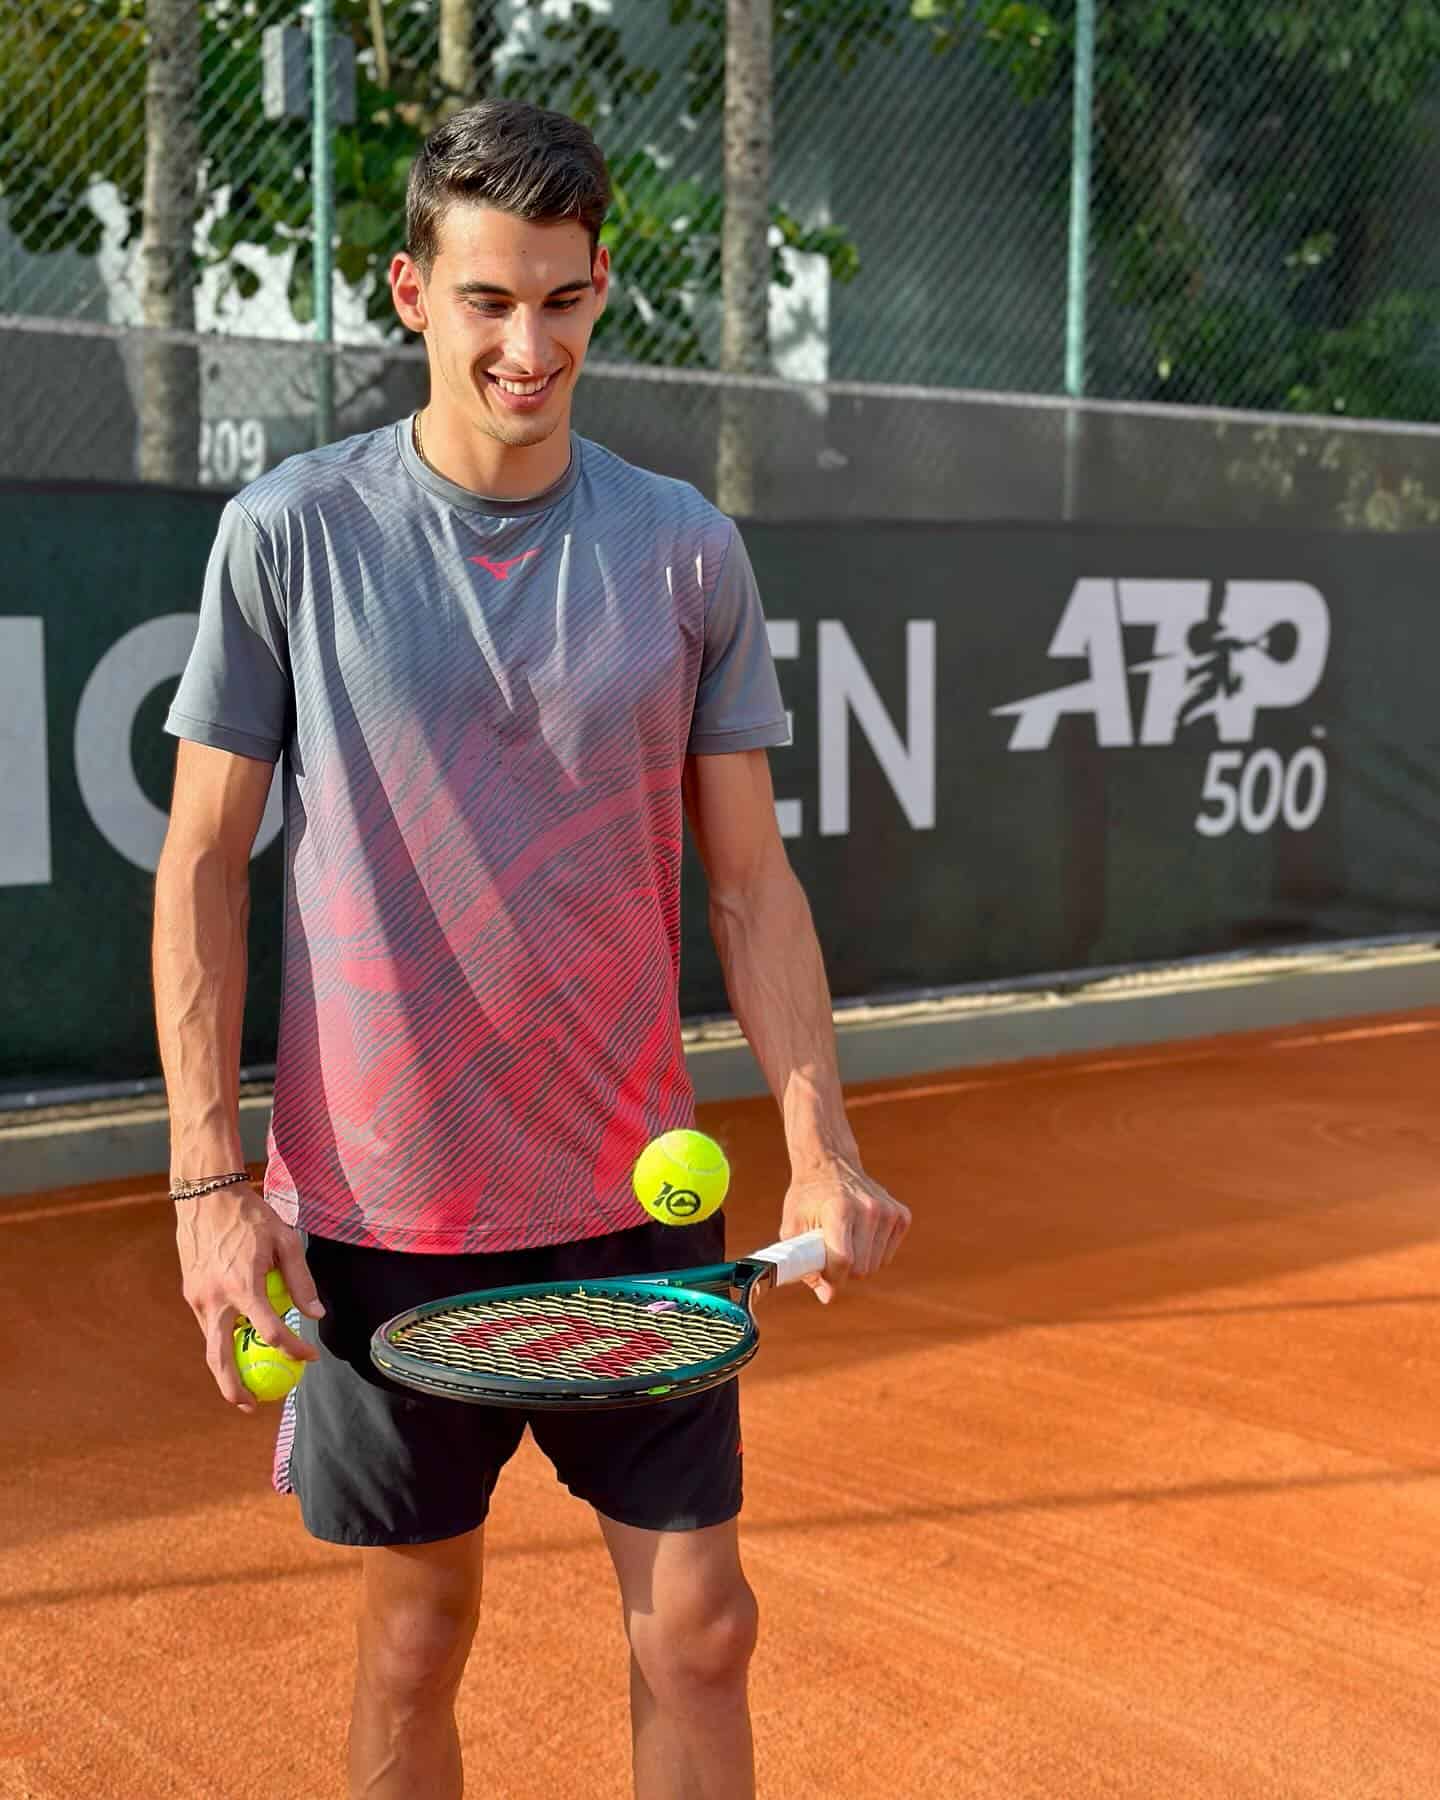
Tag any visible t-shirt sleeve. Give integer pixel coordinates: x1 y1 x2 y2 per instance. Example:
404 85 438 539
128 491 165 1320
687 523 792 756
165 499 290 763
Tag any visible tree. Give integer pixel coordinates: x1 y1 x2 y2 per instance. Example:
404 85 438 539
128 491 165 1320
501 1 873 370
139 0 201 485
0 0 872 370
717 0 773 515
511 0 892 504
0 0 145 267
436 0 505 120
911 0 1440 421
3 0 901 505
437 0 476 117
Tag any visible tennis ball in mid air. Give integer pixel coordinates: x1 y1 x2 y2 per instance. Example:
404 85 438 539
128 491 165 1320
632 1129 730 1225
233 1270 306 1403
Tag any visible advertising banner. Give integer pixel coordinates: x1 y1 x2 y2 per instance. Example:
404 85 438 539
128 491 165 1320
3 482 1437 1093
727 519 1440 1008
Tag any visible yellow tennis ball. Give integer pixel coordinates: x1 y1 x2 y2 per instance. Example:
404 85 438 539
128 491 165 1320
632 1129 730 1226
264 1268 295 1316
234 1276 306 1403
234 1322 305 1402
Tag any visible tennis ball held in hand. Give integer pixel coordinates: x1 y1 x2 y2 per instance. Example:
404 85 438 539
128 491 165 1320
233 1269 306 1403
632 1130 730 1226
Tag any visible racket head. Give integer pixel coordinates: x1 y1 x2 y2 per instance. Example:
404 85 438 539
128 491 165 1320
370 1269 765 1411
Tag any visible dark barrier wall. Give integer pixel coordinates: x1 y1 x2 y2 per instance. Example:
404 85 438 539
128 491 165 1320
3 482 1438 1093
722 520 1440 1000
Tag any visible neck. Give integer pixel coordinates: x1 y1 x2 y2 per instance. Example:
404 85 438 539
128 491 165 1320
414 406 572 501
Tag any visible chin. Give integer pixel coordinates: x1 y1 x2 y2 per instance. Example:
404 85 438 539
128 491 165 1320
486 413 563 449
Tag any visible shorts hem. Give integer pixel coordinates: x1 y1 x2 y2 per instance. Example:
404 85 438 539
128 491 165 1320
297 1512 490 1548
589 1500 743 1534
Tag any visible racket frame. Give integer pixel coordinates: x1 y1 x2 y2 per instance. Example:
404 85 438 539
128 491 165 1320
369 1245 810 1411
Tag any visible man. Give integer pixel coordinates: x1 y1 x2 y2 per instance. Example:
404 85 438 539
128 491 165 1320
153 99 910 1800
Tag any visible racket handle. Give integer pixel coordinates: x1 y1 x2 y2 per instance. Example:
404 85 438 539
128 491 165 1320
751 1229 827 1287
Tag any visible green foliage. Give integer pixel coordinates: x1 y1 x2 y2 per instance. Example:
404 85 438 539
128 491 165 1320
502 0 871 365
671 0 907 112
501 3 662 126
910 0 1440 423
913 0 1060 98
1288 291 1440 422
0 0 864 366
0 0 146 258
598 151 724 365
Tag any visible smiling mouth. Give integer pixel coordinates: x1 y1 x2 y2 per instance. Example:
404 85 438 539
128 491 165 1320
488 372 559 398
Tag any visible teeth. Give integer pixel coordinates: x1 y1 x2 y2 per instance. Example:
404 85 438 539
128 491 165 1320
494 375 550 396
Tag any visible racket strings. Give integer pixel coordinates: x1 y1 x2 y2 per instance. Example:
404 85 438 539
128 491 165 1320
393 1290 748 1382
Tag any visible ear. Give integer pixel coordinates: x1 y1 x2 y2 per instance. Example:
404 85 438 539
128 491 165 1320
390 252 429 334
591 243 611 321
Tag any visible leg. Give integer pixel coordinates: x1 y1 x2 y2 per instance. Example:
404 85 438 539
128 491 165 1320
283 1238 539 1800
527 1219 751 1795
348 1527 486 1800
599 1514 759 1800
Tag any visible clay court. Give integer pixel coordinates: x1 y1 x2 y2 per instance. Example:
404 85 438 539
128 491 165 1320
5 1006 1440 1798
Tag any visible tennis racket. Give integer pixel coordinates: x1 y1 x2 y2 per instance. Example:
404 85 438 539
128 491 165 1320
369 1229 827 1411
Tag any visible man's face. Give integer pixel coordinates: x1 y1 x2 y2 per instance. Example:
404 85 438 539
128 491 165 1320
392 204 609 450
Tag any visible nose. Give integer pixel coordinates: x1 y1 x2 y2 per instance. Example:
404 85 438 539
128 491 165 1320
502 306 548 375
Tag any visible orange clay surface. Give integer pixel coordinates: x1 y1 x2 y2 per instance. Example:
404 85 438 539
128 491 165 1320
4 1008 1440 1798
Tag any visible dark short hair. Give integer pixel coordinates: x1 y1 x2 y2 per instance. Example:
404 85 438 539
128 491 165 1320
406 99 612 274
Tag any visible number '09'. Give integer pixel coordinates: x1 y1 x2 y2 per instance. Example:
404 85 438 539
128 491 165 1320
1194 747 1327 837
199 418 267 485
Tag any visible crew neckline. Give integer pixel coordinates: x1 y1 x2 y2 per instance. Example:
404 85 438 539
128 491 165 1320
396 415 582 515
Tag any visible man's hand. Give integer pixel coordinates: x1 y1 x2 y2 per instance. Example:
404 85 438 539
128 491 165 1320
780 1158 911 1305
175 1182 325 1413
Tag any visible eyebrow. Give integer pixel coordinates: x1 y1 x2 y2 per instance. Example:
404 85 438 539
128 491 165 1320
452 279 593 300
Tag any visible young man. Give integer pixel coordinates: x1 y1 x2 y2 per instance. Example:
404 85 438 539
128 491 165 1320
153 100 910 1800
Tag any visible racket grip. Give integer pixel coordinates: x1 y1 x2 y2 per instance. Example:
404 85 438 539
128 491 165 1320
752 1229 827 1287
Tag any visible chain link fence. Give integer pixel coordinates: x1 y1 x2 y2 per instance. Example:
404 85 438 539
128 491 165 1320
3 0 1440 512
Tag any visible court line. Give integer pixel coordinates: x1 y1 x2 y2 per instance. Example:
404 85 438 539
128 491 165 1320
874 1283 1440 1331
5 1015 1436 1222
845 1015 1440 1110
0 1190 169 1226
1270 1019 1440 1050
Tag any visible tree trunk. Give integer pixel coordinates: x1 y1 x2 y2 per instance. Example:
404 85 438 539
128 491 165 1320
138 0 200 486
717 0 772 516
438 0 475 117
369 0 391 92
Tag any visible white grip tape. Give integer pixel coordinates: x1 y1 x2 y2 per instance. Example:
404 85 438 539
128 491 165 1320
750 1229 827 1287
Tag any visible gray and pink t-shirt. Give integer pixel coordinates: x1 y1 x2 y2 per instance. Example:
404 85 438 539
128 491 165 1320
167 421 789 1253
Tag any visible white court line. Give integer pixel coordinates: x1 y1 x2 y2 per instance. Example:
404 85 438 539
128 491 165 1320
5 1015 1437 1222
1270 1019 1440 1051
844 1014 1440 1111
0 1189 171 1226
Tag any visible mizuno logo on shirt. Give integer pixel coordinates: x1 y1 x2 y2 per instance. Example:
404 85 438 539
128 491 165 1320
470 549 541 581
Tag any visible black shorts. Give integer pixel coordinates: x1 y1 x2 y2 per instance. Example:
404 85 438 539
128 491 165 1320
275 1215 743 1546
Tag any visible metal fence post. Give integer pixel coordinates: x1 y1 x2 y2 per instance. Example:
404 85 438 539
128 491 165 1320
1063 0 1097 518
312 0 334 448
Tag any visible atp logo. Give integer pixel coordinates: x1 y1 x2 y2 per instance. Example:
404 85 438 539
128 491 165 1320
994 579 1332 839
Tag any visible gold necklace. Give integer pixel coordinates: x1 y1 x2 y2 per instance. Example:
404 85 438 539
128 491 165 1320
412 409 429 469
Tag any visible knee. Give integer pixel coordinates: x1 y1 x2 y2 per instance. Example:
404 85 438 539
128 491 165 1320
358 1596 480 1708
629 1579 759 1702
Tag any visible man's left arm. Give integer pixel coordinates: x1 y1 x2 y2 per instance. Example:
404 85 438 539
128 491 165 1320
682 748 911 1303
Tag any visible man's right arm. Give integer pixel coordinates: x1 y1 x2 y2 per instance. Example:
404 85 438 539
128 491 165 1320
154 740 266 1184
153 740 322 1411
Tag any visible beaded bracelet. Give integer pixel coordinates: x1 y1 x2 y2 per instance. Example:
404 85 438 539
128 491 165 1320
170 1171 251 1203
